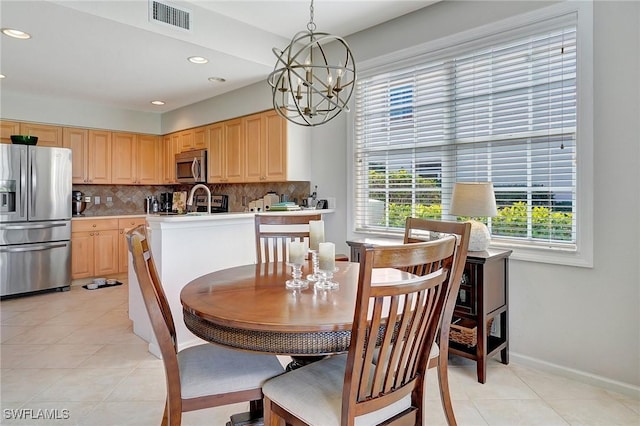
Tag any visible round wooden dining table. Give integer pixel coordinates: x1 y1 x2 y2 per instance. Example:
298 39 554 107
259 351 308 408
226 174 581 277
180 260 415 358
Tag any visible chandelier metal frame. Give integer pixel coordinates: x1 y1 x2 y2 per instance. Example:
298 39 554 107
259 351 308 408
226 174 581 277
267 0 356 127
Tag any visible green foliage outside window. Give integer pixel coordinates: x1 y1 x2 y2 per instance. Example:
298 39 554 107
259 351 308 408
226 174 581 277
367 169 573 241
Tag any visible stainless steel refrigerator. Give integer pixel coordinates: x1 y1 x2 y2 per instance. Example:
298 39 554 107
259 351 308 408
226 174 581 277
0 144 72 297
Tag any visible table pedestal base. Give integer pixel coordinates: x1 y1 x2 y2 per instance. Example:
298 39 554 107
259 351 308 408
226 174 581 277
226 399 263 426
287 355 326 371
226 412 263 426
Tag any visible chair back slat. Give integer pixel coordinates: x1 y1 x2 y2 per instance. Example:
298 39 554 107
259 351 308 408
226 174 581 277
343 236 457 422
254 214 321 263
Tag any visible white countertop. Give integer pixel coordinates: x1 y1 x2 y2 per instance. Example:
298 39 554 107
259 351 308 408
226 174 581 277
72 209 334 222
71 214 146 220
145 209 335 223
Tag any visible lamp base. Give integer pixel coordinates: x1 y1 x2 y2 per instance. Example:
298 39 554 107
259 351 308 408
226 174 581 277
468 220 491 252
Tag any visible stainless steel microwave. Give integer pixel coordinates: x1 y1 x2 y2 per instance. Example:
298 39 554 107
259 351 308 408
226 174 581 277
175 149 207 183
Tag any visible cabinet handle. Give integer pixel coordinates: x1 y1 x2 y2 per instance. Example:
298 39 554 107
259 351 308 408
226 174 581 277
92 224 96 227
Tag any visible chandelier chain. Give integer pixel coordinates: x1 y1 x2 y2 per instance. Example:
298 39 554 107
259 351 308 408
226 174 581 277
307 0 316 32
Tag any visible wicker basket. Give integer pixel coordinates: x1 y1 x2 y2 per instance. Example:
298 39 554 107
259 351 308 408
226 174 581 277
449 317 495 348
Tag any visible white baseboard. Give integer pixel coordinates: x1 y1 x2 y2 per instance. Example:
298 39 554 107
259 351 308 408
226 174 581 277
510 352 640 399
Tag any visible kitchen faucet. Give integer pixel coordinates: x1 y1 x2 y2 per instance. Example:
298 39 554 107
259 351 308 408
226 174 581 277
187 184 211 214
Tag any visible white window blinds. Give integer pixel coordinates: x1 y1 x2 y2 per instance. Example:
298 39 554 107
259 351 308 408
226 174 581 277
354 14 578 250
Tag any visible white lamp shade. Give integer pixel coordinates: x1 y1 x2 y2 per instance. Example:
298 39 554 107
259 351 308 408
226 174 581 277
450 182 498 218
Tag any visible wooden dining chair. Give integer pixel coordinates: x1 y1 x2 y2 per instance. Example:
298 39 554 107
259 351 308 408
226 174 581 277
126 225 284 426
403 217 471 426
262 236 461 426
254 214 348 263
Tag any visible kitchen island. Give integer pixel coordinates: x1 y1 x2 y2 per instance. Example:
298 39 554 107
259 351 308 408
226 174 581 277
129 210 334 357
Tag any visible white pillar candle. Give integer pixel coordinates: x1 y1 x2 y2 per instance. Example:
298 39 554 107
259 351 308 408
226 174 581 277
288 241 306 265
318 242 335 271
309 220 325 251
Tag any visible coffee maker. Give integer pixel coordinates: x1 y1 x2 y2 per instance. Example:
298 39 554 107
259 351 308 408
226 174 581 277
72 190 87 216
159 192 173 213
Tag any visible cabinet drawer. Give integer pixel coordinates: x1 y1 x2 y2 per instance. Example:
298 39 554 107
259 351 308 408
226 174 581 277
72 218 119 232
118 217 146 230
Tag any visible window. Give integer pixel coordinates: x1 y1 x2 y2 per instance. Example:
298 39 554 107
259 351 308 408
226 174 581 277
353 4 593 266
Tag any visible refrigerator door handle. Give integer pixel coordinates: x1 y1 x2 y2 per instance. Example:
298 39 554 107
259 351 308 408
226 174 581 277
20 148 27 218
30 152 37 217
0 243 67 253
1 222 68 230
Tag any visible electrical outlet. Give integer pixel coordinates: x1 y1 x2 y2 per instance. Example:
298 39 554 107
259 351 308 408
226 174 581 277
94 196 101 205
106 196 113 203
84 196 91 203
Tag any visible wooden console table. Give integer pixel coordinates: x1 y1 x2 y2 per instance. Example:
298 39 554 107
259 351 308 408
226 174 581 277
347 238 511 383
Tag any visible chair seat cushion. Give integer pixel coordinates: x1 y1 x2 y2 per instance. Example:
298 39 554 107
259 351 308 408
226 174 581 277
263 354 410 426
178 344 284 399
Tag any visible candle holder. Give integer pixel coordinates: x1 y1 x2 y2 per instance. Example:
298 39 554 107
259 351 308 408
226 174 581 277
286 263 308 290
314 267 338 290
306 249 320 281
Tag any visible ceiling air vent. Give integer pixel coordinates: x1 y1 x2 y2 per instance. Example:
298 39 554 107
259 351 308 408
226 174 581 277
149 1 192 32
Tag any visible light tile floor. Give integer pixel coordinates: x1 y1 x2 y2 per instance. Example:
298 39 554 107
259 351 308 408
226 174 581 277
1 280 638 426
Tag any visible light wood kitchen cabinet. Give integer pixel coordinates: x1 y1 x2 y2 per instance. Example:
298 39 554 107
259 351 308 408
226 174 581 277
0 120 20 143
207 119 245 183
162 133 179 184
245 110 287 182
178 129 193 152
207 123 224 182
19 123 64 147
112 132 161 184
71 218 119 279
192 127 207 150
66 128 112 184
111 132 137 184
118 217 146 273
88 130 112 184
0 121 63 146
178 127 207 153
137 135 161 184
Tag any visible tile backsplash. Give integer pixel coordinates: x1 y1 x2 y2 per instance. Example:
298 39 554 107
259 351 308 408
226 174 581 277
73 182 312 216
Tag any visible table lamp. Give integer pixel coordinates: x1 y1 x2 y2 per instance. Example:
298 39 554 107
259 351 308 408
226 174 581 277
450 182 498 251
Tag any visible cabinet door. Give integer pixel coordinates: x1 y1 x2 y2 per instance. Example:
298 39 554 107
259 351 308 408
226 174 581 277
111 132 137 184
193 126 207 149
64 128 89 184
263 110 287 181
137 135 160 184
88 130 112 184
207 123 225 183
71 231 94 279
244 114 263 182
179 130 194 152
118 218 146 273
162 134 176 184
225 119 245 182
19 123 63 147
0 120 20 144
94 229 119 277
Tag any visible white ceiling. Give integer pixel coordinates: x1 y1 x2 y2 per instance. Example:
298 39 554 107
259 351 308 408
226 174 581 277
0 0 436 114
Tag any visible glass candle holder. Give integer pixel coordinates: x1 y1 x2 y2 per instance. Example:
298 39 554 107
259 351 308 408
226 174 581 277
314 266 338 290
306 249 320 282
286 262 308 290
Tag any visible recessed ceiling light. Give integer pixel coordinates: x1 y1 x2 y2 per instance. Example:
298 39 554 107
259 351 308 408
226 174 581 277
1 28 31 39
188 56 208 64
0 74 5 79
208 77 226 83
151 100 165 106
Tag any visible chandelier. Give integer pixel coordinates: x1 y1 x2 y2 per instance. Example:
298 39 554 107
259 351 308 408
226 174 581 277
267 0 356 127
